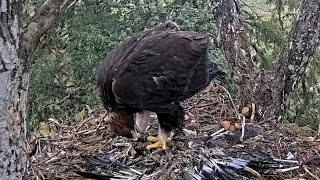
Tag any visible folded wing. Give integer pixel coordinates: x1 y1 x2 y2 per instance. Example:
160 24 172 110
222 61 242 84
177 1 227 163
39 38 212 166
111 31 213 113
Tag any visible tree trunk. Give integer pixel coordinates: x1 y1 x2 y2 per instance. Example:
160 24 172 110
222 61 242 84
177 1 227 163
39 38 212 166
213 0 255 107
0 1 27 178
215 0 320 122
0 0 75 178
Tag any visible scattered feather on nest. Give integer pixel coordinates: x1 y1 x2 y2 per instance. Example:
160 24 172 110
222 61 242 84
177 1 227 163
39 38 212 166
27 89 320 180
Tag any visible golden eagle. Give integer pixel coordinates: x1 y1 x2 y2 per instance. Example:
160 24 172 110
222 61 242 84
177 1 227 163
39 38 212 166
97 22 225 150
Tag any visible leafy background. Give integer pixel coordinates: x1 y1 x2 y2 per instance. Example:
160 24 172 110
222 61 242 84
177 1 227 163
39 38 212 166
25 0 319 134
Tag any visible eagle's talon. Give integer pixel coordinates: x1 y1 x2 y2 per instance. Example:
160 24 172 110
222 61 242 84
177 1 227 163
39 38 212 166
146 136 170 150
146 135 158 142
146 141 165 150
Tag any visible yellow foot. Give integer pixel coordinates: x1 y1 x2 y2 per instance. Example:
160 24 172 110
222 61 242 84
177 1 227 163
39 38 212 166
146 136 158 142
146 136 170 150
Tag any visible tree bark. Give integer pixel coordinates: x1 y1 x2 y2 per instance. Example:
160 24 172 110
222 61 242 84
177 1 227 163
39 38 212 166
255 0 320 122
213 0 255 107
215 0 320 122
0 0 75 178
23 0 74 55
0 1 27 178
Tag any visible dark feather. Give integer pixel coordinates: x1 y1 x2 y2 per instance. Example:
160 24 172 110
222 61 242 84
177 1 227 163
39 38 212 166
208 60 225 81
97 22 179 110
75 153 145 180
110 31 219 112
188 155 299 180
75 171 114 180
97 22 225 135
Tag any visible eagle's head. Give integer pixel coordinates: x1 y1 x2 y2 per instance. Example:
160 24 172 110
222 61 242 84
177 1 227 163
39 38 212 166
105 108 135 138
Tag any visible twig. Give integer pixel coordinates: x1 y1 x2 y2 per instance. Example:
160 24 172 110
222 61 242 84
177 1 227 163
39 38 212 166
220 85 240 119
243 166 264 180
130 168 143 175
240 115 246 142
312 148 320 156
76 117 94 131
239 0 272 16
210 128 225 137
94 118 104 135
250 102 256 123
76 127 105 135
145 170 161 178
38 136 71 141
37 139 41 154
273 158 299 164
303 165 320 180
210 131 231 140
45 93 71 108
185 98 200 111
219 96 226 118
196 101 219 108
274 166 300 173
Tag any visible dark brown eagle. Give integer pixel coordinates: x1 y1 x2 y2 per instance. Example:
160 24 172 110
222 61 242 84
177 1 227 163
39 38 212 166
97 22 225 150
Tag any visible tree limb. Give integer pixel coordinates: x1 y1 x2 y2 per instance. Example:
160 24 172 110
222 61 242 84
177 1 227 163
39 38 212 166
22 0 76 56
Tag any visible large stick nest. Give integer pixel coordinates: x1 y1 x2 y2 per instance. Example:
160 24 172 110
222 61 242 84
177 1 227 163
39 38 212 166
27 89 320 180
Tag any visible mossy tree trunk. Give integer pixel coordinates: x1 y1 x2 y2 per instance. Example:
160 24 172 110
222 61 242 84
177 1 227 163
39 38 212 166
0 0 74 178
214 0 320 123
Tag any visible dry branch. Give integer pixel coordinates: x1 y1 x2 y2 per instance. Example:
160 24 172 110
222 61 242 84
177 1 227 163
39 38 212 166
22 0 76 56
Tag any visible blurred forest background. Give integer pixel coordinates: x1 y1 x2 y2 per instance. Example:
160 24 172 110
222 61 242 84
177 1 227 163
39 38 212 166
24 0 319 134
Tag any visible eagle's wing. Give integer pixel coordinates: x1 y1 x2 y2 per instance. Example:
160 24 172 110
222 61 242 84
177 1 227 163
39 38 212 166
111 31 212 113
97 22 179 108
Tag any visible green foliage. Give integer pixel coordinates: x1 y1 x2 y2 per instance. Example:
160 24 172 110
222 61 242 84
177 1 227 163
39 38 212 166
27 0 224 131
27 0 319 133
243 10 285 67
241 0 301 67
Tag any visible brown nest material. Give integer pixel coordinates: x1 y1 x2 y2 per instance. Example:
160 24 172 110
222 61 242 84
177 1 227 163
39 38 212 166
27 89 320 180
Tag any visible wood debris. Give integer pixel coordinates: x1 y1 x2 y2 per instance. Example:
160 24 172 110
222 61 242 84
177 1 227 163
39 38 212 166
27 90 320 180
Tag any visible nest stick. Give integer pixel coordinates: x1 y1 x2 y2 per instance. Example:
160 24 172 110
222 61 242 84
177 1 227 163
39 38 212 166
273 158 299 164
303 165 320 180
210 128 225 137
250 102 256 123
243 166 264 180
274 166 300 173
240 115 246 142
220 85 240 119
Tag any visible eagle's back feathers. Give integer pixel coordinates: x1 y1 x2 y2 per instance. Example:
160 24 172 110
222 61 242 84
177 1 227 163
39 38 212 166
97 22 225 136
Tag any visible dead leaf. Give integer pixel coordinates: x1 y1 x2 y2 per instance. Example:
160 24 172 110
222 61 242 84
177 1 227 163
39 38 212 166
75 110 86 122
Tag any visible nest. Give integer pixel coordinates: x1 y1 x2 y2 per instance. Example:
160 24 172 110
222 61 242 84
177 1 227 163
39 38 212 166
27 88 320 180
